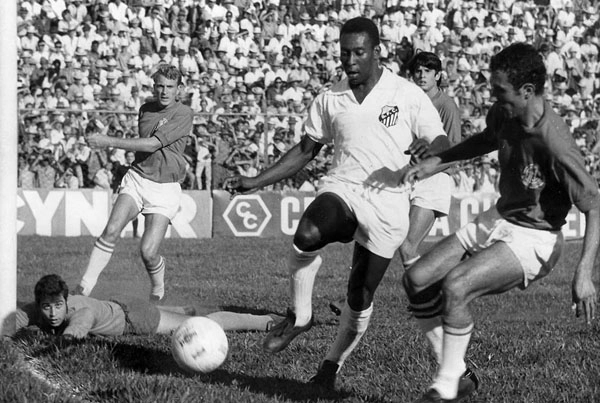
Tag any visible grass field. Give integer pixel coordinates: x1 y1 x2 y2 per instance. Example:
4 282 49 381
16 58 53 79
2 235 600 403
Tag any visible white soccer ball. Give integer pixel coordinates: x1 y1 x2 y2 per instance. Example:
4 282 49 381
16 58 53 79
171 316 229 373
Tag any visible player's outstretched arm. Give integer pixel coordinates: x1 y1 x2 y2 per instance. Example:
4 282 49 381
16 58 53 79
572 204 600 324
225 136 323 194
62 308 95 339
86 134 163 153
401 131 497 184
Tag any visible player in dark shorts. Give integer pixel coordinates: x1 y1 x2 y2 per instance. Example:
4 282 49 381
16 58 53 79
402 43 600 403
15 274 280 338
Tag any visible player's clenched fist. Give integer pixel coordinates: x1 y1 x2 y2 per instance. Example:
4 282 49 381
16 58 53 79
224 175 257 196
86 134 111 149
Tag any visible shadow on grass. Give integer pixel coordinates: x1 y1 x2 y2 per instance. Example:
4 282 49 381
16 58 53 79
14 330 386 402
205 371 389 403
107 339 385 402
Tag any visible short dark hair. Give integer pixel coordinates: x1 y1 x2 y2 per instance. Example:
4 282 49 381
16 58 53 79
490 42 546 95
34 274 69 305
152 64 183 85
340 17 380 47
407 51 442 74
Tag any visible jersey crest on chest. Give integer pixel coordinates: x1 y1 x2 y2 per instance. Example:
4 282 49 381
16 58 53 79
520 163 545 190
378 105 399 128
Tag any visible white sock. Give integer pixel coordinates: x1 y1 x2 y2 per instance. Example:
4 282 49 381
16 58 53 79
404 254 421 267
147 256 166 300
325 302 373 367
289 244 322 327
207 312 273 331
79 237 115 296
416 316 443 365
431 323 473 399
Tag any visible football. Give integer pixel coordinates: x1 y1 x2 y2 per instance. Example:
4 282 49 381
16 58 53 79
171 317 229 373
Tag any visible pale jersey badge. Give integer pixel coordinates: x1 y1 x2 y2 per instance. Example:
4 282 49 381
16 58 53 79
520 163 545 189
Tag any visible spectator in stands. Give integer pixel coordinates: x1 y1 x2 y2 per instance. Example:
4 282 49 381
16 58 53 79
31 149 58 189
15 0 600 191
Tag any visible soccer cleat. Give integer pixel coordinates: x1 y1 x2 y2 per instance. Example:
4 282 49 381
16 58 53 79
262 308 313 353
413 389 448 403
329 298 346 316
308 360 339 390
149 294 163 303
456 368 479 400
413 369 479 403
73 285 86 296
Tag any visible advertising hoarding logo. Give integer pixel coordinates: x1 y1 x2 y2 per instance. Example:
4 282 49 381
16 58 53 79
222 195 272 236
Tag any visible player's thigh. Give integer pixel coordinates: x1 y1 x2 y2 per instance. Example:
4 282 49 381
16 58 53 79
346 243 391 309
103 193 141 238
294 192 357 249
443 241 523 304
404 234 467 293
140 213 171 256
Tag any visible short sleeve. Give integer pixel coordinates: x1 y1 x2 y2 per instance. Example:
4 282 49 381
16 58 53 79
304 93 331 144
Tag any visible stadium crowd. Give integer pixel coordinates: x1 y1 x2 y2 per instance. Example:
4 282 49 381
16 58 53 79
15 0 600 192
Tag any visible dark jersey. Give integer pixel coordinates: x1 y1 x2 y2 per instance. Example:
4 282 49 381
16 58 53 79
482 101 599 230
132 100 193 183
430 89 461 146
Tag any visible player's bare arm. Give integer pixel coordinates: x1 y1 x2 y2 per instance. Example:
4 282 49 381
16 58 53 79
62 307 95 339
225 135 323 193
86 134 162 153
402 131 497 183
406 135 450 162
571 204 600 324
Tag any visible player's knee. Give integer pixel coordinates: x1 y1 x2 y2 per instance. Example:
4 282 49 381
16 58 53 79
293 225 323 251
403 269 429 296
442 272 468 307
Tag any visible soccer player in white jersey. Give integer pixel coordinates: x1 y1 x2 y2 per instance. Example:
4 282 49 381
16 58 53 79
225 17 447 388
329 50 460 313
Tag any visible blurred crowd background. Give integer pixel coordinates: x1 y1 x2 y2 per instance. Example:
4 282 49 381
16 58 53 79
15 0 600 194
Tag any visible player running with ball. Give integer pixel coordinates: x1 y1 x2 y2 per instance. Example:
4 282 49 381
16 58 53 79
401 43 600 403
226 17 448 388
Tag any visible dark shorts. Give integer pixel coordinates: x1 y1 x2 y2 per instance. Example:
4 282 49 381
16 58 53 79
111 297 160 335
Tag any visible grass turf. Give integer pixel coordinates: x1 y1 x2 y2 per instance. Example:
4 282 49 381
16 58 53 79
2 235 600 402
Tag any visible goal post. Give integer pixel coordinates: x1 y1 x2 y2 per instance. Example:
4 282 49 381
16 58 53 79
0 0 18 336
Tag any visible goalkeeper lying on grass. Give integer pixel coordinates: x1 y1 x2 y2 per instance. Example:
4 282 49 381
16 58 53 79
13 274 279 339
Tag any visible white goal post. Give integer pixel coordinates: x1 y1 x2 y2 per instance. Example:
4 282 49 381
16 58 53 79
0 0 18 336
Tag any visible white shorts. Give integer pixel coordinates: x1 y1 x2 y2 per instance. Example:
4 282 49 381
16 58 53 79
119 170 182 220
455 207 564 288
317 178 410 259
410 172 452 216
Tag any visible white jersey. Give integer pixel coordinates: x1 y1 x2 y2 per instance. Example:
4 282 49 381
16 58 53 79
305 68 445 193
